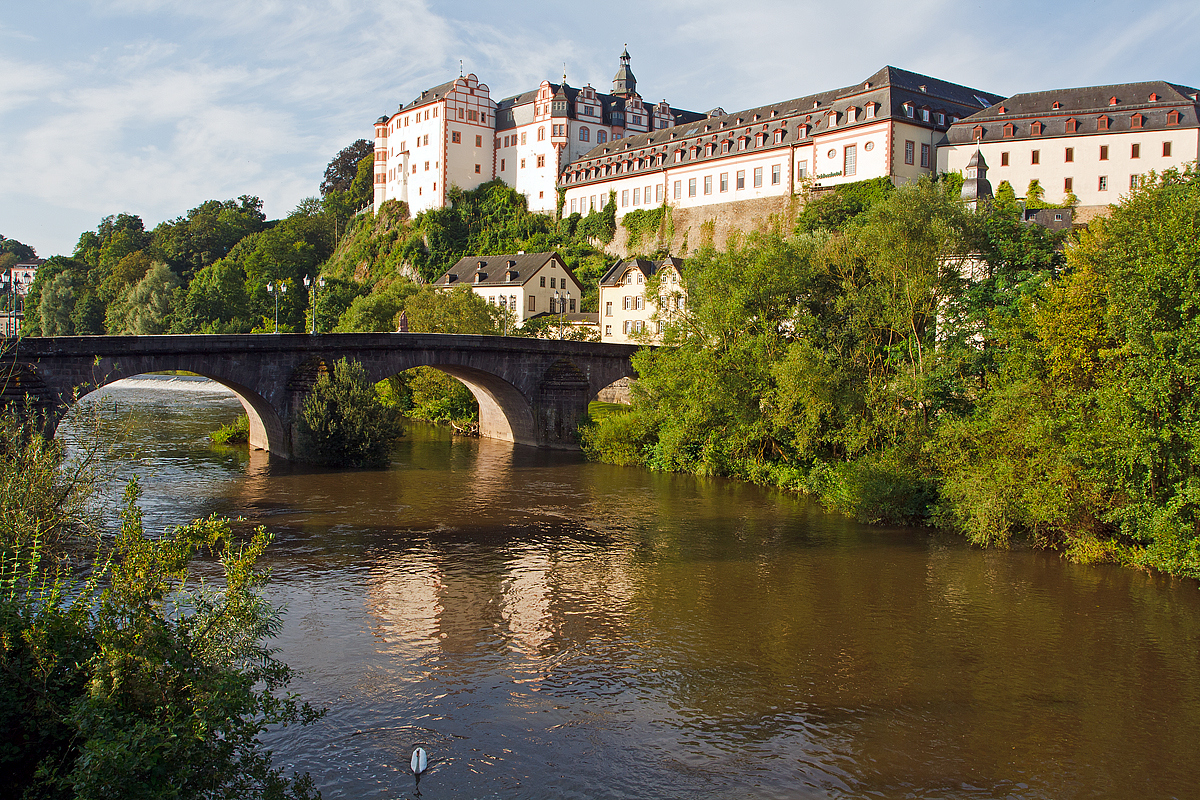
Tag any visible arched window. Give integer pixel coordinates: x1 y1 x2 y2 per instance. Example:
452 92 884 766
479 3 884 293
580 127 590 142
597 130 608 143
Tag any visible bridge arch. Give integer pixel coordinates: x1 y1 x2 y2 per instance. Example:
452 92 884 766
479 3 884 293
416 364 537 445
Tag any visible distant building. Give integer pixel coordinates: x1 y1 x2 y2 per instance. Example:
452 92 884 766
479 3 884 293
373 50 703 216
431 251 585 327
561 66 1004 221
598 257 684 344
939 81 1200 214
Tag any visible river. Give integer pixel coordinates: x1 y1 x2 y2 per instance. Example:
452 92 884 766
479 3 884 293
62 376 1200 799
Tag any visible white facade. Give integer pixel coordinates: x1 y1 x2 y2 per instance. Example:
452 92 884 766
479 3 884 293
940 128 1200 207
432 252 585 326
598 258 684 344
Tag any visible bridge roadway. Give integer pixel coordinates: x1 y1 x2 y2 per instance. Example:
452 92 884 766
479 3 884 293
2 333 640 458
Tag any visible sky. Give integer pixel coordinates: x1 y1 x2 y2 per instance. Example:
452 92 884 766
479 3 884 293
3 0 1199 258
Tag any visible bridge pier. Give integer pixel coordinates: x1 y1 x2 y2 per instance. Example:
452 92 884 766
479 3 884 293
4 334 639 459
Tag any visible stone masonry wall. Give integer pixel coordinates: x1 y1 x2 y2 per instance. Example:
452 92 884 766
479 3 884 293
607 194 801 258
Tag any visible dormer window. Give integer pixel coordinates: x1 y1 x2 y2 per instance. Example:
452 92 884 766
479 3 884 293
998 106 1007 114
1109 96 1119 106
1003 122 1015 137
921 108 930 122
1168 109 1181 125
1031 121 1044 135
828 110 838 127
1149 92 1159 102
847 107 857 123
1098 115 1110 130
903 103 914 118
1066 117 1078 133
1132 113 1145 128
773 129 784 143
973 125 984 140
866 102 876 119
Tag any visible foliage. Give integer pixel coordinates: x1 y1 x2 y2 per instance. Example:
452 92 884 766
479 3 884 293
577 192 617 245
794 176 895 234
104 262 181 335
621 204 671 256
0 408 321 799
296 358 402 467
402 284 501 335
0 234 36 264
320 139 372 197
211 414 250 444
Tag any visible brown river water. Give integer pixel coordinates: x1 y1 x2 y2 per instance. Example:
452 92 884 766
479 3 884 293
63 376 1200 799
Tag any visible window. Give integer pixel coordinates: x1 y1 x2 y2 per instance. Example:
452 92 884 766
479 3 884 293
720 173 728 192
1099 175 1108 191
569 198 575 213
1031 121 1043 135
501 158 505 171
475 135 482 147
754 166 763 187
475 164 481 174
520 131 527 145
1064 177 1073 192
633 187 641 204
1031 150 1040 165
1065 147 1074 162
1003 123 1015 137
550 277 556 289
622 190 629 207
736 170 745 189
451 131 461 144
580 127 590 142
771 164 781 185
689 178 697 197
704 176 712 194
424 161 429 170
520 158 526 168
797 161 808 179
1130 174 1140 189
1100 145 1109 160
1132 113 1145 129
570 298 576 313
903 103 914 118
922 109 930 122
1168 109 1181 125
1098 115 1110 131
1164 141 1173 157
973 125 984 141
774 129 784 143
656 184 662 202
537 127 545 141
605 325 612 336
674 180 681 199
1066 118 1078 133
529 296 536 312
597 130 607 143
537 155 545 168
1001 151 1010 166
636 296 644 310
623 296 631 310
904 140 915 165
845 145 858 176
605 301 612 316
919 143 930 169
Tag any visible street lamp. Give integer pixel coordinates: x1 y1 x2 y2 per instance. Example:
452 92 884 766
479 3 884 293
554 289 570 339
303 276 325 334
267 281 286 333
0 271 10 337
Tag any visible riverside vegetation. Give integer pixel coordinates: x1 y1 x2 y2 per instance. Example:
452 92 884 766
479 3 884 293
0 404 322 799
583 168 1200 580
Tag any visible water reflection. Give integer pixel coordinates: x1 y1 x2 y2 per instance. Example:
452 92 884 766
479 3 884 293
62 379 1200 800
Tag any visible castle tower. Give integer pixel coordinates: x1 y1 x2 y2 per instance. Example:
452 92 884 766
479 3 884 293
961 149 993 208
612 47 637 98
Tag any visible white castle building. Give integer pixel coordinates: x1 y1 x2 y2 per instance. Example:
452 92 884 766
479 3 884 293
373 50 705 216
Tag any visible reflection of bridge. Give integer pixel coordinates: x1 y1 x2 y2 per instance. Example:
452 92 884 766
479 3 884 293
3 334 639 458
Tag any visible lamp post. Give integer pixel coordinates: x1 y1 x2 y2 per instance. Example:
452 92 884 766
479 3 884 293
303 276 325 334
554 289 570 339
267 281 286 333
0 271 10 337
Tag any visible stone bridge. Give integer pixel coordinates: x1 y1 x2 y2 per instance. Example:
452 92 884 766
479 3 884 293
1 334 639 458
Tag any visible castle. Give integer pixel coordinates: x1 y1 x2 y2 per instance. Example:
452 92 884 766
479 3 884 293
373 50 1200 230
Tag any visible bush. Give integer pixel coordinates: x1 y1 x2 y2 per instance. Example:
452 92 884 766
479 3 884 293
211 414 250 444
296 358 402 467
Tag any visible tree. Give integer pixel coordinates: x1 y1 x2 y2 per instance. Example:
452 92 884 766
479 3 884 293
1025 179 1047 208
402 285 501 334
320 140 373 197
296 358 402 467
105 261 181 334
0 234 36 262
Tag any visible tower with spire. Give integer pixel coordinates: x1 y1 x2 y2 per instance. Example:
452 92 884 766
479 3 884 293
612 46 637 98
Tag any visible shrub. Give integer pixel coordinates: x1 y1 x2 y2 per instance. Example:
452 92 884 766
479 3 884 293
296 358 402 467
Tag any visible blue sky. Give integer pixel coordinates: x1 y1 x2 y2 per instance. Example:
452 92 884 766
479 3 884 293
3 0 1199 257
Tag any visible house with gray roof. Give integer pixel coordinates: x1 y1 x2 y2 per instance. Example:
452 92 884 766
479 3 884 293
432 251 585 328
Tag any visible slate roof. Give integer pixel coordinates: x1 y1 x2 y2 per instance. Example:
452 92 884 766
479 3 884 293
399 79 462 113
599 257 683 287
946 80 1200 143
493 83 705 131
433 251 584 290
563 66 1003 187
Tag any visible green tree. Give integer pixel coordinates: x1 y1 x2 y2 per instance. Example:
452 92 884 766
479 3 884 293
105 262 181 334
296 358 402 467
171 259 253 334
1025 179 1047 208
320 140 372 196
403 284 501 334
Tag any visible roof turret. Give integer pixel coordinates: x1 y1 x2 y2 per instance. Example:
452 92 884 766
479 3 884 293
612 46 637 98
